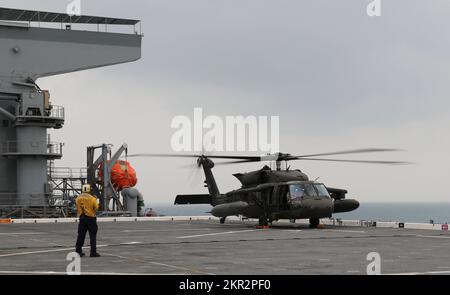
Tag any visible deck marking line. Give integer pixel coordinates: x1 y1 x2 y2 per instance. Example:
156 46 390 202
323 229 366 234
104 253 215 275
387 270 450 275
417 235 450 239
0 244 109 258
119 242 143 245
0 270 185 275
0 232 46 235
122 228 215 233
177 229 258 239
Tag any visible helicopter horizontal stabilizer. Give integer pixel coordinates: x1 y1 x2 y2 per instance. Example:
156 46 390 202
175 194 212 205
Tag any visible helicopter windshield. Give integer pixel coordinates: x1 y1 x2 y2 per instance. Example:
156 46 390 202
289 184 317 202
314 184 331 198
289 183 331 203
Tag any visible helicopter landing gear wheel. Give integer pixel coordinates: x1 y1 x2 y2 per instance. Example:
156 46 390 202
220 217 226 224
309 218 320 228
259 216 269 227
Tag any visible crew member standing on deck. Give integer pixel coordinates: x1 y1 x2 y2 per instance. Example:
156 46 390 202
75 184 101 258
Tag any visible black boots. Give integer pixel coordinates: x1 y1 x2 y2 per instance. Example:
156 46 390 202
75 251 100 258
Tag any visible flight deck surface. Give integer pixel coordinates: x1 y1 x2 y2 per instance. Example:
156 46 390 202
0 220 449 275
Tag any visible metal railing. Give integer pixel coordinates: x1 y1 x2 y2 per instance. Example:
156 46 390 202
47 105 65 120
1 141 63 156
48 167 87 179
17 105 65 120
0 193 48 206
0 193 72 218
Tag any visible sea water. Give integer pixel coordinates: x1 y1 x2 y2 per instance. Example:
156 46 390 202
147 203 450 224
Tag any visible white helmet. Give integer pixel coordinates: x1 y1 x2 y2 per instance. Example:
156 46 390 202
82 184 91 193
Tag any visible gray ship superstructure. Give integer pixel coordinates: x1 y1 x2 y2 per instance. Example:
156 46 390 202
0 7 142 215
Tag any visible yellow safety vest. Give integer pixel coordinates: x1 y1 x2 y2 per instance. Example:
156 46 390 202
76 193 99 218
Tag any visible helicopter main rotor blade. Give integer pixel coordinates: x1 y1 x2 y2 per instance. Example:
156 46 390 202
289 148 402 159
213 160 259 166
127 153 264 161
127 153 200 158
297 158 412 165
127 149 410 166
129 148 402 160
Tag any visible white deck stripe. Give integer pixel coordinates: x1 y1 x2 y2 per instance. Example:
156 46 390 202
387 270 450 275
119 242 143 245
122 228 215 233
104 253 215 275
323 229 366 234
27 238 64 247
0 270 185 275
0 245 109 258
177 229 258 239
0 232 46 235
417 235 450 239
0 245 205 274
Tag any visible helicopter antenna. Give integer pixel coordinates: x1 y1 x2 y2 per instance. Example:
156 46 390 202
314 177 320 182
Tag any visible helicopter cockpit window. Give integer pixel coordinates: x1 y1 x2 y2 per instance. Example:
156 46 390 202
303 184 317 197
314 184 331 198
289 185 305 203
289 184 317 202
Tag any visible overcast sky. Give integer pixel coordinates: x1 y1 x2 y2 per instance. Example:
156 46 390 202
2 0 450 204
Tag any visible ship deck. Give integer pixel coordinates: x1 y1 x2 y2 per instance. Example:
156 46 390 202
0 220 449 275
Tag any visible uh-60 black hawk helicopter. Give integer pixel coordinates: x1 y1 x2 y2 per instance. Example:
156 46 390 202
137 148 408 227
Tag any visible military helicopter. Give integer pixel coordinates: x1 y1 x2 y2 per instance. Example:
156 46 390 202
132 149 408 227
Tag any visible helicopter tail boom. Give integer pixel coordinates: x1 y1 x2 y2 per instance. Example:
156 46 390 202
197 156 221 204
174 194 212 205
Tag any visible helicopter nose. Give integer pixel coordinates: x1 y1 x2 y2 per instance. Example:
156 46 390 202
303 198 333 217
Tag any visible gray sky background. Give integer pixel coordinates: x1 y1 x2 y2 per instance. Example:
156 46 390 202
2 0 450 203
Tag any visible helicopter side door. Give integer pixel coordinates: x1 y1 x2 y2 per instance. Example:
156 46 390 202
272 185 279 210
271 185 289 210
279 185 290 210
261 186 275 212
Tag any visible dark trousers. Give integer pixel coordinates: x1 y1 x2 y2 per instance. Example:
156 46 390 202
75 215 98 254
